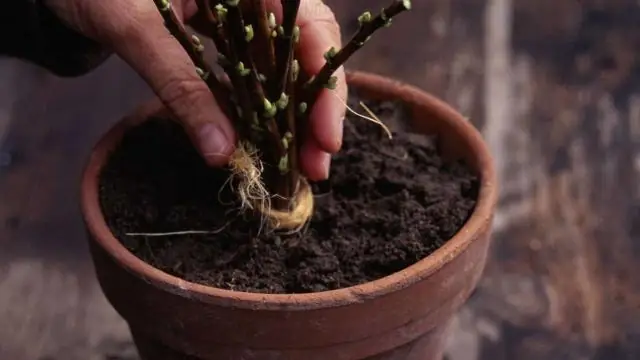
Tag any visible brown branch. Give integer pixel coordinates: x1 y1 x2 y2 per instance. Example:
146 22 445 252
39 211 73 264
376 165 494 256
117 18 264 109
195 0 230 57
283 57 299 194
225 4 269 113
223 1 302 209
272 0 301 99
189 0 260 141
224 2 284 156
304 0 412 101
241 0 277 80
152 0 230 107
268 1 301 208
256 0 301 208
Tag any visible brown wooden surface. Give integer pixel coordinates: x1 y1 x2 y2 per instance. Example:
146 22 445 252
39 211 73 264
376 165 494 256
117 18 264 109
1 0 639 359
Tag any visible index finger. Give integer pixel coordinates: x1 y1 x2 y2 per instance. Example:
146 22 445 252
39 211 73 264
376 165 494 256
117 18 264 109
297 2 347 154
298 16 347 154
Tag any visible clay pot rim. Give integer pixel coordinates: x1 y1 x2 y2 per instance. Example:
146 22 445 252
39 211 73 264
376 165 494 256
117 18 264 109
81 70 497 311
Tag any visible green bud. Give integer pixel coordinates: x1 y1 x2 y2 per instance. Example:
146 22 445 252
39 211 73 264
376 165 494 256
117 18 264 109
268 12 277 29
298 102 308 114
324 47 338 63
192 35 204 52
357 11 372 25
159 0 171 11
263 98 277 118
277 26 285 36
195 67 209 80
402 0 412 10
236 62 250 76
281 131 293 149
276 93 289 110
284 131 293 141
257 73 267 83
244 25 254 42
226 0 239 7
324 76 338 90
291 59 300 81
214 4 228 22
292 26 301 43
278 154 289 173
271 30 278 38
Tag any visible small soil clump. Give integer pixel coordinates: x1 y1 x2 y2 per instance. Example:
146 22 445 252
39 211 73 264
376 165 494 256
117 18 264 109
99 91 479 294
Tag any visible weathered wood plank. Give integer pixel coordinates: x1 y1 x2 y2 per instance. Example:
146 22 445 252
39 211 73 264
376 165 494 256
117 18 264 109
0 57 150 360
458 0 640 359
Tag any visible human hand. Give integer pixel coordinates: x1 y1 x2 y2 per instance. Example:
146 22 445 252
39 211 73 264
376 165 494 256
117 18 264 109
46 0 346 180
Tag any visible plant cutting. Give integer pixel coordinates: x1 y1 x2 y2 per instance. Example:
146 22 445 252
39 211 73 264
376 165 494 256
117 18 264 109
80 0 498 359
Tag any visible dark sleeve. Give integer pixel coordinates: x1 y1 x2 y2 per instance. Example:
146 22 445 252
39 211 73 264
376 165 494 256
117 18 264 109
0 0 112 77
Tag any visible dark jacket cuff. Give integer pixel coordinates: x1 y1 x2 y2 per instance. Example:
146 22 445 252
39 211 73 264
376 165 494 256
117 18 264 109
1 0 112 77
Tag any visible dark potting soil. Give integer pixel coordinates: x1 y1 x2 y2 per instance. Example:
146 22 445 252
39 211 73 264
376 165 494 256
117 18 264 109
98 92 479 294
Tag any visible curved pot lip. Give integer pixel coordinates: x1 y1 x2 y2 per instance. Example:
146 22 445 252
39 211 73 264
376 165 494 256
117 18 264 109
81 70 498 311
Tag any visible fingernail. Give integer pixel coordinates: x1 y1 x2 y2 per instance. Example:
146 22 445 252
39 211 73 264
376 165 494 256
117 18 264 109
320 152 332 179
197 123 231 166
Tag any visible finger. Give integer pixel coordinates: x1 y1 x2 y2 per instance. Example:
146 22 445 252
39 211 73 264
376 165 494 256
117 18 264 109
306 66 347 153
180 1 199 19
93 0 235 166
296 1 347 154
299 137 332 181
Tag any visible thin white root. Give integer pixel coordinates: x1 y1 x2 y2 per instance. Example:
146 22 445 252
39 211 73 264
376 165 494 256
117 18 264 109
329 91 393 139
125 222 230 237
358 101 393 139
126 231 218 237
228 142 270 212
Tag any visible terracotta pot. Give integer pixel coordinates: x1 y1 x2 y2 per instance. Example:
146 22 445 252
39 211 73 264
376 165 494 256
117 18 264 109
81 71 498 360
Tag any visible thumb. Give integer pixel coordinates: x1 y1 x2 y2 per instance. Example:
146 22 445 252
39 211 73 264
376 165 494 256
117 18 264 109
102 2 235 166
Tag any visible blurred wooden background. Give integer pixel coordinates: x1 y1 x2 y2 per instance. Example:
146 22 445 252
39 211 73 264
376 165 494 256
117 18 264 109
2 0 640 359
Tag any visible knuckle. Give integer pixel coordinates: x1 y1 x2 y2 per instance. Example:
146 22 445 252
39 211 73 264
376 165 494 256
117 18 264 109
157 77 211 116
92 2 146 42
301 1 342 43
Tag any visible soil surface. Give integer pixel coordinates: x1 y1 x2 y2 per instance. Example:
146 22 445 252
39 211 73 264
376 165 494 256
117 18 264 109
99 92 479 294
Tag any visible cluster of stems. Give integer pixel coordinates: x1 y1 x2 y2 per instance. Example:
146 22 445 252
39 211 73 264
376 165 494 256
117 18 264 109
153 0 411 212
